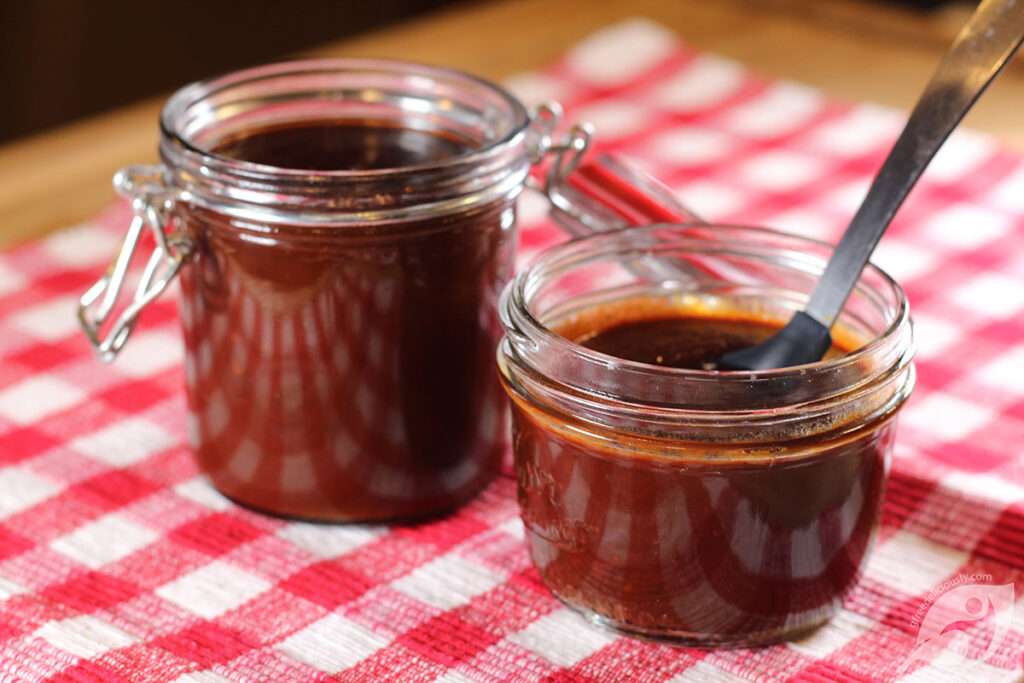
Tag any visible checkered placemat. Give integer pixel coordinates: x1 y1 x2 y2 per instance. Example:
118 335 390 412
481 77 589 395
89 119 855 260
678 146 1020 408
0 18 1023 682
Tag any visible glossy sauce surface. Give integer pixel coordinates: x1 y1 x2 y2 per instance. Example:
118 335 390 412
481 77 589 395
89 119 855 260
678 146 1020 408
214 121 472 170
510 306 888 644
577 316 783 369
178 120 513 521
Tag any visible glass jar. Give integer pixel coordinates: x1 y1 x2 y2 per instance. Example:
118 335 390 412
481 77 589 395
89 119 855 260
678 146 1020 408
81 59 533 521
497 224 915 646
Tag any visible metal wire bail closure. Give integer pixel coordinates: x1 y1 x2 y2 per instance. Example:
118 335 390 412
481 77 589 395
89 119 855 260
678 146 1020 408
525 103 702 235
77 165 194 362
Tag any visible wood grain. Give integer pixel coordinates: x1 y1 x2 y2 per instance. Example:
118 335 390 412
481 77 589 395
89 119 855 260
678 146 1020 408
0 0 1019 247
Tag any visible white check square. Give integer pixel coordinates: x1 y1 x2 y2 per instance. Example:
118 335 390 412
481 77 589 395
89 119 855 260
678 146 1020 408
506 609 616 668
925 129 997 184
908 313 963 361
735 150 826 193
70 416 177 467
8 296 83 342
277 613 389 673
0 375 87 424
0 576 27 599
390 554 506 611
762 208 836 240
565 19 676 86
871 238 938 283
51 513 158 569
720 81 824 139
901 394 994 443
667 661 749 682
497 517 525 541
277 521 385 559
675 180 748 218
819 178 871 215
0 262 28 298
156 560 271 619
787 608 875 658
43 224 125 269
950 273 1024 319
34 614 137 658
651 54 745 112
868 530 968 592
988 163 1024 212
0 467 59 518
805 104 900 157
514 190 551 230
942 471 1024 506
571 101 653 141
115 329 183 379
174 477 233 512
920 204 1012 250
976 345 1024 396
646 127 736 167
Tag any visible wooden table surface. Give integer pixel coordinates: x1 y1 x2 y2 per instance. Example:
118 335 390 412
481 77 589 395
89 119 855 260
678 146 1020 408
0 0 1019 248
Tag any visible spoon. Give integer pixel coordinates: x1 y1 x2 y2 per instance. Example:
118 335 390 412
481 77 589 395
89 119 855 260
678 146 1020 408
715 0 1024 371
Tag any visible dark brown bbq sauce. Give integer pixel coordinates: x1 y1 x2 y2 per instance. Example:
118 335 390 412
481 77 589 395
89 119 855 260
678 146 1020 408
577 316 785 369
509 306 889 643
177 120 514 521
214 121 472 170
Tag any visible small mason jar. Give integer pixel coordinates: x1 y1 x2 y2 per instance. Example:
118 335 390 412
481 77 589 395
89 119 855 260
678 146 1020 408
81 59 534 521
497 224 915 646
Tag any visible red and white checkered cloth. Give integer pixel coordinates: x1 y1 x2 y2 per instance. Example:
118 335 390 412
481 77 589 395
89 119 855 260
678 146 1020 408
0 18 1022 682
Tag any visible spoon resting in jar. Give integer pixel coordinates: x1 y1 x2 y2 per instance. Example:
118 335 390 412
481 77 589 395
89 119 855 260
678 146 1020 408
714 0 1024 371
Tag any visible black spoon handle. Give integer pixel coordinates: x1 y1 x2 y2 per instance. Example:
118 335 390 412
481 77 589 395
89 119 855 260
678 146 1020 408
804 0 1024 328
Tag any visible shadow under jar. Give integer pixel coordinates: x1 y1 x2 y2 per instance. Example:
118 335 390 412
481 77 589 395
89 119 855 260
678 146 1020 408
130 60 530 521
497 224 915 647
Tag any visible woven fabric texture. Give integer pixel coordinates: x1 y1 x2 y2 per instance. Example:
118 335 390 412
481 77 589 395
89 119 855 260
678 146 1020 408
0 19 1023 682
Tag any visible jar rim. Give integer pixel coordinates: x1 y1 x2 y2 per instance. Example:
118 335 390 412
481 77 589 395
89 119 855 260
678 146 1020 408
500 223 914 417
159 57 531 179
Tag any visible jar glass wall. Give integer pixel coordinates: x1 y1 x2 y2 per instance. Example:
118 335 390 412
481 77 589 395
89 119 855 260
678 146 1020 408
156 59 531 521
498 224 915 646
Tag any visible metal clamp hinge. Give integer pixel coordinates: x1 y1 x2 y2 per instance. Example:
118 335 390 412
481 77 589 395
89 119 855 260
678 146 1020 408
526 102 594 192
78 165 194 362
526 103 632 236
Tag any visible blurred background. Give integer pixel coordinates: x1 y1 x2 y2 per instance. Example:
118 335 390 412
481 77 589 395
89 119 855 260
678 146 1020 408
0 0 464 145
0 0 967 147
1 0 1011 246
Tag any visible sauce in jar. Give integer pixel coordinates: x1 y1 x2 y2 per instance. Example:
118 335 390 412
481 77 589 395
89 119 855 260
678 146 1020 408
213 120 474 170
87 60 535 522
508 299 888 643
498 223 914 647
177 119 515 521
506 298 892 643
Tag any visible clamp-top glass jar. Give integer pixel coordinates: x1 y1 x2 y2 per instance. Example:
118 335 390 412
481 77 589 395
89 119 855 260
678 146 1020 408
81 59 534 521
